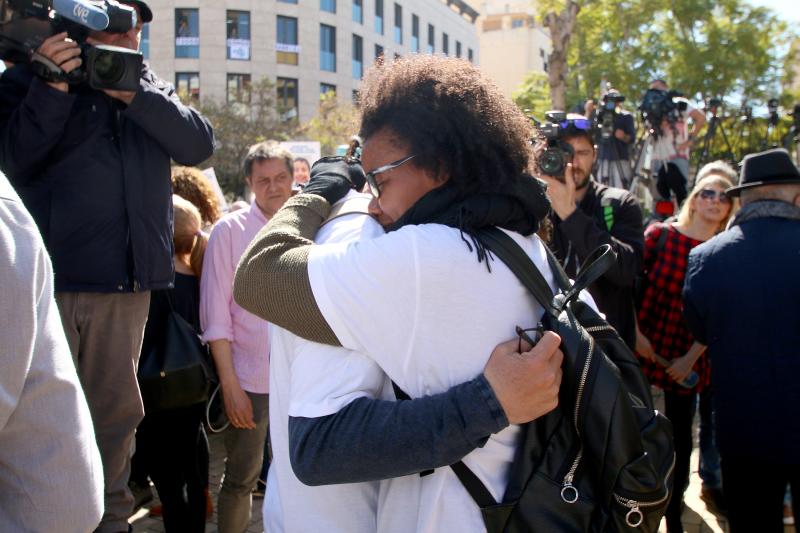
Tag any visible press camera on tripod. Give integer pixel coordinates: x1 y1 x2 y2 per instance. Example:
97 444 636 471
0 0 143 91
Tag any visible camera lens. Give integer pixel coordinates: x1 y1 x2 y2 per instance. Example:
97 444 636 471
539 149 564 176
93 50 125 84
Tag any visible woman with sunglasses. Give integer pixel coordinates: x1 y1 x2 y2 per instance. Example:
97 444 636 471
635 162 738 533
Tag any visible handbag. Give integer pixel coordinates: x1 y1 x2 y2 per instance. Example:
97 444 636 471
138 292 214 413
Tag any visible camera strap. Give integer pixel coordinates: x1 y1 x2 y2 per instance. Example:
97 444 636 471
30 52 69 84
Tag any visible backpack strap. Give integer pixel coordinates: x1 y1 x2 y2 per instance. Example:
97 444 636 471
320 193 372 228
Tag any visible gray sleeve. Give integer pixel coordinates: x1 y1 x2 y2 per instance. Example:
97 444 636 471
288 375 509 485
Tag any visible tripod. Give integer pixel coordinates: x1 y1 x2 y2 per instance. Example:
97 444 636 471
732 106 758 161
595 134 632 190
694 103 735 175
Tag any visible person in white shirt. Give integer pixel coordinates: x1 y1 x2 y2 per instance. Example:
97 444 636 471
236 55 566 532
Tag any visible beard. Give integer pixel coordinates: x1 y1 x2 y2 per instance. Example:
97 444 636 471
572 167 592 190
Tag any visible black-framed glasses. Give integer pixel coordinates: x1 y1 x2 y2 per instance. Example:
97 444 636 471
698 188 731 204
516 324 545 354
364 154 417 198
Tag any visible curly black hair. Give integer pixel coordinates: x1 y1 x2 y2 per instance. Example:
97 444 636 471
357 55 533 197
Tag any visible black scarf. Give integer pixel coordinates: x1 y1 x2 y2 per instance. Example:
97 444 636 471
386 173 552 267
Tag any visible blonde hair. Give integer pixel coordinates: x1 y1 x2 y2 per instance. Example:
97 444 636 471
172 195 207 278
676 173 738 233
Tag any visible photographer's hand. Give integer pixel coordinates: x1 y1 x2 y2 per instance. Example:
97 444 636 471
540 163 577 221
36 32 82 93
84 37 137 105
614 128 629 142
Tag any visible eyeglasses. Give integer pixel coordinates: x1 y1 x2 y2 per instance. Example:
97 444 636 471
698 188 731 204
559 119 593 131
516 324 545 354
364 154 417 198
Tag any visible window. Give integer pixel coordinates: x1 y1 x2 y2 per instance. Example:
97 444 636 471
427 24 434 54
393 3 402 44
277 77 299 119
175 8 199 58
278 0 297 3
442 33 449 56
352 0 363 24
227 74 251 103
456 40 461 58
468 48 473 62
320 0 336 13
320 83 336 96
176 72 200 101
226 11 250 60
375 44 384 61
141 23 149 59
277 16 299 65
512 18 524 28
352 34 363 79
411 14 419 52
352 89 359 104
320 24 336 72
374 0 383 35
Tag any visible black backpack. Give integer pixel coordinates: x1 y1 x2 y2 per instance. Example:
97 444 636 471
449 228 675 533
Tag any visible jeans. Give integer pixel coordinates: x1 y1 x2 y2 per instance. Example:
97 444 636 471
664 390 697 533
698 387 722 489
217 392 269 533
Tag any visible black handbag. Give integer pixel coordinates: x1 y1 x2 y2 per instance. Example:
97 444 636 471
138 292 214 413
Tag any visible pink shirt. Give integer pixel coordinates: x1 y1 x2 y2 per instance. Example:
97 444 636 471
200 200 270 394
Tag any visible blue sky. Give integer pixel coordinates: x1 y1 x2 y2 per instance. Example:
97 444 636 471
749 0 800 23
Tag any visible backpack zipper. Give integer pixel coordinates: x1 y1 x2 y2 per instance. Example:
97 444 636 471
560 334 595 504
613 453 676 527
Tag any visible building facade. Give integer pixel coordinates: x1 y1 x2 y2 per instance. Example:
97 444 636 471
143 0 480 123
472 0 550 99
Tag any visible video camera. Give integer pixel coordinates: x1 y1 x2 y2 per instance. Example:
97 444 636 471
638 88 688 138
597 90 625 141
532 110 575 179
0 0 143 91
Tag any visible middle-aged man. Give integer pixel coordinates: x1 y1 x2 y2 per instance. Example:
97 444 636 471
683 148 800 533
234 55 565 532
200 141 294 533
538 113 644 350
0 169 104 532
0 2 215 530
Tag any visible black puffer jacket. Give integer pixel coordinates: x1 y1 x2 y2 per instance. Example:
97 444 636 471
0 63 215 292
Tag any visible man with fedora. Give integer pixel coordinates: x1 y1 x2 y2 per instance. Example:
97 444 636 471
0 1 215 531
683 148 800 532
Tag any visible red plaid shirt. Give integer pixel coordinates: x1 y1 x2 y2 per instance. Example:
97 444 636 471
637 223 711 394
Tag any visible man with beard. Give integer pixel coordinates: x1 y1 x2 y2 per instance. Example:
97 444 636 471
537 113 644 350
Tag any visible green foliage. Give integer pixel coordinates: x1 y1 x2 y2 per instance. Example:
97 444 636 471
191 77 297 197
513 71 551 117
296 92 359 157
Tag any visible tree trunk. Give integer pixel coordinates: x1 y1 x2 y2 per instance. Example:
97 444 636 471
543 1 581 111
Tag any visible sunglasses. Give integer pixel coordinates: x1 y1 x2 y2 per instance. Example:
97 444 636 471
698 188 731 204
559 118 593 131
364 154 417 198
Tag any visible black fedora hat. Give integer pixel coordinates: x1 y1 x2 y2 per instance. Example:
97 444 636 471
726 148 800 197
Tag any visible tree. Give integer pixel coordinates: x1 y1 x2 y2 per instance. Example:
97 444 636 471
193 77 296 197
295 92 360 156
541 0 581 110
512 71 551 117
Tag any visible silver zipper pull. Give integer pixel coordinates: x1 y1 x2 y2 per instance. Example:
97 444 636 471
625 503 644 527
560 478 579 504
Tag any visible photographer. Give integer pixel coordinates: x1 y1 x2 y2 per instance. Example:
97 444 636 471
595 90 636 190
647 79 706 205
0 2 215 531
536 113 644 350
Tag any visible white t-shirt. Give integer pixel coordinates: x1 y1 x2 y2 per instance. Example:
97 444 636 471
308 223 557 532
651 97 696 161
264 193 394 533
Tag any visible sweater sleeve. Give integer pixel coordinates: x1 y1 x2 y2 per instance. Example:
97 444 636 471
288 375 509 485
233 193 340 345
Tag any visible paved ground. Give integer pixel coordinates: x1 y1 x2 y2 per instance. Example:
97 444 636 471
130 417 796 533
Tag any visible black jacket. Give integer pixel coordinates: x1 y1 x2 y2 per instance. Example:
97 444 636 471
0 64 215 292
684 215 800 464
549 181 644 348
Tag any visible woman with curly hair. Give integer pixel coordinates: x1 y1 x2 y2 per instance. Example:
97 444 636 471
635 166 738 533
171 166 222 228
233 55 565 531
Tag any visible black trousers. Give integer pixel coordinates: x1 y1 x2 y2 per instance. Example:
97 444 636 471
136 402 209 532
722 457 799 533
663 390 697 533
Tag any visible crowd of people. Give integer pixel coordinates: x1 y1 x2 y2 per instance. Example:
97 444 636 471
0 2 798 532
